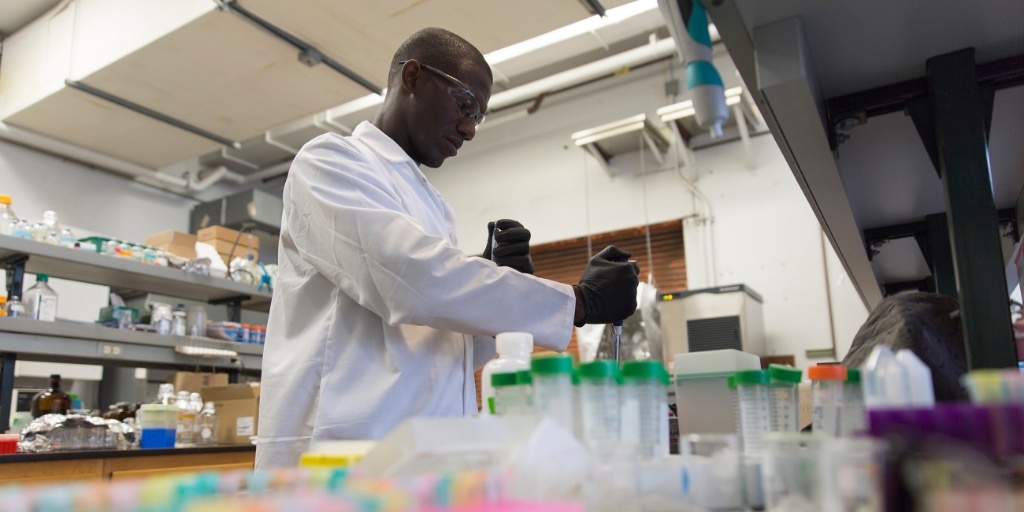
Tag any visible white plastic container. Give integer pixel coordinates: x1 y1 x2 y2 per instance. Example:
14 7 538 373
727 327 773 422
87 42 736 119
622 360 669 461
674 350 762 435
767 364 802 432
895 349 935 407
24 274 58 321
531 354 575 432
578 360 623 460
481 332 533 414
809 364 847 437
861 345 907 408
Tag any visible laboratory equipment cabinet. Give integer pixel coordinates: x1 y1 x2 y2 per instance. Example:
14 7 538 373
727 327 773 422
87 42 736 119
658 285 766 359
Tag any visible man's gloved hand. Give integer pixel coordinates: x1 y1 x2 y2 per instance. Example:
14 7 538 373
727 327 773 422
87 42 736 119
574 245 640 326
482 219 534 274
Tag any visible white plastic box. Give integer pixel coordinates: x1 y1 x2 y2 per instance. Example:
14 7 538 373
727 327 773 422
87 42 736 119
675 350 762 435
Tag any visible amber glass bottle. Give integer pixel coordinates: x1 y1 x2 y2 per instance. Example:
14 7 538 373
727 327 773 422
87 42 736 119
31 374 72 418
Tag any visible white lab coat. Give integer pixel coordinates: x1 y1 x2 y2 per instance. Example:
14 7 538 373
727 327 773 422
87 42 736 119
255 121 576 469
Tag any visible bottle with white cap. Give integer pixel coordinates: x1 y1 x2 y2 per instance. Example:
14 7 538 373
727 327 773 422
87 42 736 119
480 332 533 414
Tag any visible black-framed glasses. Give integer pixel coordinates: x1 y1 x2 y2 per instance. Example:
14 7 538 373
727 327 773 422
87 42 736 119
400 60 486 126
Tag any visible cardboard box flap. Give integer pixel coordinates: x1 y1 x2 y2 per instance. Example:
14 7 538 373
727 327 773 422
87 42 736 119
201 383 260 401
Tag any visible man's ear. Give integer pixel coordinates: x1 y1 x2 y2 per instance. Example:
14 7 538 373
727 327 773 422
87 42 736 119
400 60 421 94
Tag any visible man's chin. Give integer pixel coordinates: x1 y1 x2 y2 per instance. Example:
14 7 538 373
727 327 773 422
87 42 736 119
421 156 446 169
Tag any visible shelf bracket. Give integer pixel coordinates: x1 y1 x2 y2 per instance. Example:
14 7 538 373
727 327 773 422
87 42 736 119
1 254 28 300
0 352 15 433
210 295 250 323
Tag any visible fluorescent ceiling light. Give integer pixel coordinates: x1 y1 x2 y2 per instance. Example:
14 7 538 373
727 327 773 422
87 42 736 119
571 114 648 146
485 0 659 65
656 87 744 122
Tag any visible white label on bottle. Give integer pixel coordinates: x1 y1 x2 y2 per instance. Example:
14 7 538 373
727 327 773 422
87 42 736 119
201 427 213 441
37 296 57 322
236 416 254 436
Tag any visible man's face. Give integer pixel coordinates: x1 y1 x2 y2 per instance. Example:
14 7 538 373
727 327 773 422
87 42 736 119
405 60 492 168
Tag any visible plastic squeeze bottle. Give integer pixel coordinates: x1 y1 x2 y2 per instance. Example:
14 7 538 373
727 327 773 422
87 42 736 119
480 332 533 414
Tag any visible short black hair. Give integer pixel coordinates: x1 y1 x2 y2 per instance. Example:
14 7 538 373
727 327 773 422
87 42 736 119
387 27 492 88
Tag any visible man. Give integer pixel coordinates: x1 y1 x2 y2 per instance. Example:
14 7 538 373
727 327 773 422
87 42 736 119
256 27 639 469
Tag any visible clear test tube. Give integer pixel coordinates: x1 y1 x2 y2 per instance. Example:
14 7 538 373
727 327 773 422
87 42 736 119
841 369 866 436
735 369 771 509
578 360 623 460
490 372 519 416
768 364 802 432
809 364 848 437
760 432 829 512
622 360 670 461
735 370 772 455
531 354 575 433
729 374 741 436
680 434 743 510
821 437 887 512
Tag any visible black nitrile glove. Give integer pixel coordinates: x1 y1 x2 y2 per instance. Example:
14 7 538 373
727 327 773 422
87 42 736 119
575 245 639 326
483 219 534 274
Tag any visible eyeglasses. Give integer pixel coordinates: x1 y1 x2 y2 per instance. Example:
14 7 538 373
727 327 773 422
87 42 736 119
401 60 486 126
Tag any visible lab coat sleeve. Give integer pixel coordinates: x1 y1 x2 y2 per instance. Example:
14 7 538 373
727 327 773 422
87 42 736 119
285 136 574 351
472 335 497 370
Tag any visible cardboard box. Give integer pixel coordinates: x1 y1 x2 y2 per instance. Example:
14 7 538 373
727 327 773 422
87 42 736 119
200 238 260 257
197 226 260 250
145 230 197 248
201 383 260 445
172 371 229 393
155 243 197 260
145 230 198 259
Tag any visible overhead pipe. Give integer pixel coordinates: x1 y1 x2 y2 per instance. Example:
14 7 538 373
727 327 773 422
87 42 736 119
0 122 155 179
187 165 228 191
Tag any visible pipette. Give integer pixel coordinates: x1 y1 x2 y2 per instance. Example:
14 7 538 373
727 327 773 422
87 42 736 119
613 259 638 366
613 319 623 365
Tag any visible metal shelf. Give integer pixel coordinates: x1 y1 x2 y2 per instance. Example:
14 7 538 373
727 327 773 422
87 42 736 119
0 317 262 371
0 235 271 311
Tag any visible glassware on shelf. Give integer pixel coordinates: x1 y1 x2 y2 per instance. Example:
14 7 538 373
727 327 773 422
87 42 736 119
59 228 76 248
0 195 20 236
5 295 26 318
11 219 32 239
171 304 187 336
174 391 196 447
155 383 176 405
25 274 59 321
30 374 72 418
41 210 61 245
197 401 218 446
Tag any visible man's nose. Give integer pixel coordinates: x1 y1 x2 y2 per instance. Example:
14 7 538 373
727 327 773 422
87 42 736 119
457 116 477 141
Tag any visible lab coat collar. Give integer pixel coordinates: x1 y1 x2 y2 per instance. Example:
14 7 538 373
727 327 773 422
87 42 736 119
353 121 415 166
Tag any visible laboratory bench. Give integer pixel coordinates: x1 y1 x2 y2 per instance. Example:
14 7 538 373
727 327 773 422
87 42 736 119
0 444 255 483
